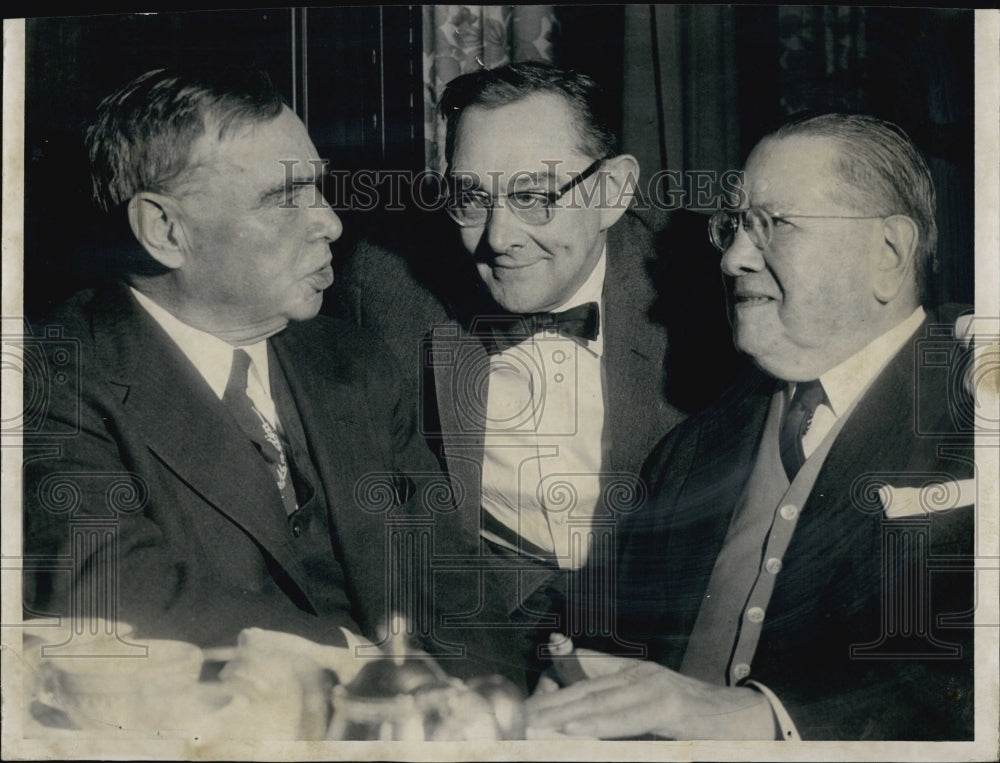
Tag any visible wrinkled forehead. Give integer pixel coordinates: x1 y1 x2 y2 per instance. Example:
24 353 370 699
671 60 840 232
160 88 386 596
740 135 849 211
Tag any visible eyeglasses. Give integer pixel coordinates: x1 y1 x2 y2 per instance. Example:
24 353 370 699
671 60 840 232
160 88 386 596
708 207 887 252
445 158 605 227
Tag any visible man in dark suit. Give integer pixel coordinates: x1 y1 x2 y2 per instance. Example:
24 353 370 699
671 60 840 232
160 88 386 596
527 114 975 739
22 67 481 660
339 63 687 660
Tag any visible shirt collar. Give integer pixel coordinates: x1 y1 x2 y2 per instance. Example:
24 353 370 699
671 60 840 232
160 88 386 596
549 245 607 356
129 287 271 401
806 307 925 417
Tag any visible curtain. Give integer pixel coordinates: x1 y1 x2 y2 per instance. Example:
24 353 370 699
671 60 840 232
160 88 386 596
621 5 741 229
422 5 557 173
776 6 868 116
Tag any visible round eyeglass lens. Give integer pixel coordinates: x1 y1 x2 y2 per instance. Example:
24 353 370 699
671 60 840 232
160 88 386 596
512 201 552 225
709 211 739 251
448 195 488 225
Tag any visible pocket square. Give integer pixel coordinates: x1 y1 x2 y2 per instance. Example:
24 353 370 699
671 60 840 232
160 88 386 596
878 479 975 518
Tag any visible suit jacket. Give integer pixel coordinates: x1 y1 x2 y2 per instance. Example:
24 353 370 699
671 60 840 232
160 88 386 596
22 283 480 654
340 211 687 560
617 309 975 740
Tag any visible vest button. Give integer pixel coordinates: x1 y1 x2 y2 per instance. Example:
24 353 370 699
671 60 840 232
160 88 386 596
732 663 751 680
765 557 783 575
745 606 765 624
291 520 302 538
779 504 799 521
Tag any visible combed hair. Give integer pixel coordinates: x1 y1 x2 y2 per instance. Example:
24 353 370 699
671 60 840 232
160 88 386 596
769 113 938 298
85 67 284 212
438 61 618 168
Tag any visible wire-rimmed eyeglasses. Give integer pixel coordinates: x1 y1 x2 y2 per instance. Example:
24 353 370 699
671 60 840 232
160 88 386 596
709 207 886 252
445 158 605 227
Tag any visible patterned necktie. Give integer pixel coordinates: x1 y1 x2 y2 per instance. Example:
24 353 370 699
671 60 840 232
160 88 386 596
779 380 826 481
223 349 297 514
483 301 600 355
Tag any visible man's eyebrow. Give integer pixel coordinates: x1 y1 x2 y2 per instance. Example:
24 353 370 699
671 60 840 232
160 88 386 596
449 168 557 194
257 165 328 204
509 170 557 188
758 201 795 215
449 172 488 194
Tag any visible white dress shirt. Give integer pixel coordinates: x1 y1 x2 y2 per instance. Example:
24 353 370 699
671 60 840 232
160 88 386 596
130 287 280 430
480 251 607 569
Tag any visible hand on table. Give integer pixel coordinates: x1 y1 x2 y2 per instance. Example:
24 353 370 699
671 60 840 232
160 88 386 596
526 647 776 740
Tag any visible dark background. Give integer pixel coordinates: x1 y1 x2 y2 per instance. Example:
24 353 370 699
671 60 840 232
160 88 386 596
22 6 974 334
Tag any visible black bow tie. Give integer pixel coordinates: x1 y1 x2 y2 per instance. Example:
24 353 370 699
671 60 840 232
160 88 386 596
481 302 600 355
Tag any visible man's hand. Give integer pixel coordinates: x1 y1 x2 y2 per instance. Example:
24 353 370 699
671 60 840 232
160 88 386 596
525 649 776 740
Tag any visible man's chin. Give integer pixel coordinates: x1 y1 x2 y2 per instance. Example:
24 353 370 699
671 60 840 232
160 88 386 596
745 344 829 383
221 317 290 345
494 295 559 314
487 283 562 315
286 290 326 322
735 328 791 380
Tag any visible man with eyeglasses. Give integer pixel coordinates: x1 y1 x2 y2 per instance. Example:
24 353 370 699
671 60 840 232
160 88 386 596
526 113 974 739
340 61 686 686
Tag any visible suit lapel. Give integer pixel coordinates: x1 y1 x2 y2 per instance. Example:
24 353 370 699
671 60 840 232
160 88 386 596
94 286 317 605
269 326 376 536
808 317 942 518
431 321 487 532
602 217 671 473
813 340 914 500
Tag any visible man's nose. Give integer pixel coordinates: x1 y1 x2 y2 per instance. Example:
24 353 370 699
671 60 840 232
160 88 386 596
485 199 527 253
720 226 765 276
313 199 343 243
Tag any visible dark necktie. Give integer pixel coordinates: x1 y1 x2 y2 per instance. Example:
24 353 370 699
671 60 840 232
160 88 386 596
223 349 298 514
779 380 826 481
483 301 600 355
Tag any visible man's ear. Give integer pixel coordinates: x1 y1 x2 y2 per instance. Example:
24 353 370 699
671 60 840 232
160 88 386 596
597 153 640 230
126 192 188 270
873 214 919 303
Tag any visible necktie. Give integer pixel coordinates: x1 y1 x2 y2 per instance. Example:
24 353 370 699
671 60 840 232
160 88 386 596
223 349 298 514
483 302 600 355
779 380 826 481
